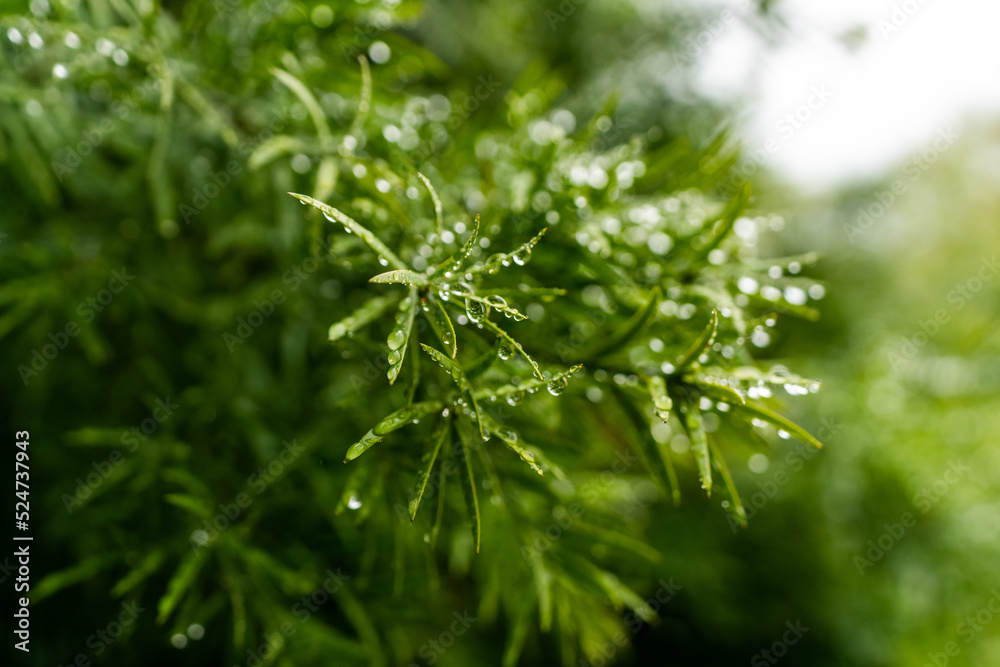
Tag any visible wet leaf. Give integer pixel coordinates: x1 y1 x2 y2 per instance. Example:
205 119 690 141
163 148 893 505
328 294 395 342
709 439 747 529
421 293 457 359
688 374 746 405
409 420 450 521
648 375 673 421
417 171 443 236
480 319 544 380
473 227 547 275
344 401 443 462
431 214 480 276
387 287 418 384
732 401 824 449
370 269 429 286
454 420 482 554
675 309 718 371
289 192 406 270
480 413 544 475
477 364 583 402
672 389 712 496
420 343 487 440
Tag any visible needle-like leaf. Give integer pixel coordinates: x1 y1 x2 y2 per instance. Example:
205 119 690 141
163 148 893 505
480 413 544 475
409 420 450 521
421 294 457 359
709 438 747 528
387 287 418 385
417 171 444 237
288 192 406 270
344 401 443 462
328 294 396 342
453 419 482 554
420 343 488 440
672 388 712 496
675 309 718 371
732 401 824 449
370 269 429 286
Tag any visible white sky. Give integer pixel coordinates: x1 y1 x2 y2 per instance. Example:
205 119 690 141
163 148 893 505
690 0 1000 190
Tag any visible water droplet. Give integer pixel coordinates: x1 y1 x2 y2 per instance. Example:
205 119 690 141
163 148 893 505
387 329 406 350
466 298 486 322
512 248 530 266
523 450 534 462
387 348 403 365
506 393 522 407
547 377 568 396
347 495 362 510
485 295 507 309
498 339 514 360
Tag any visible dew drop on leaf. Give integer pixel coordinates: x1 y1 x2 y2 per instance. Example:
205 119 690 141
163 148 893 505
485 295 507 308
466 298 486 322
547 377 568 396
387 329 406 350
498 339 514 360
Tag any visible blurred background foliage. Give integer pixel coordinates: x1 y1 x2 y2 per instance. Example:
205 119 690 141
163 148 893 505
2 0 998 666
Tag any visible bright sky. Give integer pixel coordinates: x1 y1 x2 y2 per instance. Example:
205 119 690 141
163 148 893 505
691 0 1000 190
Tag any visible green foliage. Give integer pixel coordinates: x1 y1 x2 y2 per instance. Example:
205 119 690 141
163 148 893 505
1 0 831 665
